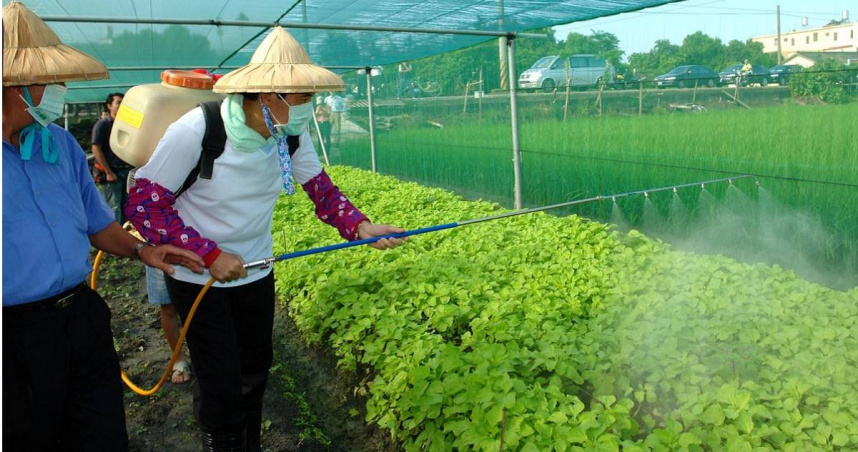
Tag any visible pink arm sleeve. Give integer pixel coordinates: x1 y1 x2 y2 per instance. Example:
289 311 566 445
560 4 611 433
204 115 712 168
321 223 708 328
301 170 369 241
125 178 221 267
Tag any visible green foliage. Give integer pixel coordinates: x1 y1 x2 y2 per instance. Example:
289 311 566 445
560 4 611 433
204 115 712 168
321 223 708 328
560 31 624 68
272 166 858 450
342 28 561 96
790 59 855 104
628 33 776 79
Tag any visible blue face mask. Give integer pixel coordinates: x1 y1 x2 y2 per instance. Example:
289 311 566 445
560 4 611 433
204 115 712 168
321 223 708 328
269 95 313 136
17 86 63 164
19 84 67 127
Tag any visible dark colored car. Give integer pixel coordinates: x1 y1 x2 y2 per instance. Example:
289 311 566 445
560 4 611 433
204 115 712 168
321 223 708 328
769 64 802 85
655 65 719 88
718 64 771 87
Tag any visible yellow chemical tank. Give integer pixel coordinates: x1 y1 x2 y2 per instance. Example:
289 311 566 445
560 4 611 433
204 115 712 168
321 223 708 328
110 70 224 167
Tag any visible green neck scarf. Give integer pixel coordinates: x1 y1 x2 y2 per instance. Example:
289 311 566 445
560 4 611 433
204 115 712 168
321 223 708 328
222 94 275 152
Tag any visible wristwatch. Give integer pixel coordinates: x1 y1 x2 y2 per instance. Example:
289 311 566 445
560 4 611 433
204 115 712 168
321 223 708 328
133 241 153 259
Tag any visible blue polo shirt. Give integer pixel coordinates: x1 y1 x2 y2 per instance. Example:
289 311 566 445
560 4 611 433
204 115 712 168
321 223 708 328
3 123 115 306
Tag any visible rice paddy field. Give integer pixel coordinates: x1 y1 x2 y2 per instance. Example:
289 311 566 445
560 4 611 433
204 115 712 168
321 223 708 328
327 101 858 290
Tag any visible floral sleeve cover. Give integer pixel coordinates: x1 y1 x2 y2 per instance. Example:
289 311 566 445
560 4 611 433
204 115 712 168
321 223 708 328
302 170 369 241
124 178 222 267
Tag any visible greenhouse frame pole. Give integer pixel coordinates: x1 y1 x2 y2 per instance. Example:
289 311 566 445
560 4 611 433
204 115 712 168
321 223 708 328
41 16 545 39
366 68 377 173
506 35 523 210
311 108 330 165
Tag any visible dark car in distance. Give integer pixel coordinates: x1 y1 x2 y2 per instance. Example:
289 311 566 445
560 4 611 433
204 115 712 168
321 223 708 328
719 64 771 86
655 65 719 88
769 64 802 85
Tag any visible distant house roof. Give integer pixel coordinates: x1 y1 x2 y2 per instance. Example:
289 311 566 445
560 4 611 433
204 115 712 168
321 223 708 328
784 52 858 67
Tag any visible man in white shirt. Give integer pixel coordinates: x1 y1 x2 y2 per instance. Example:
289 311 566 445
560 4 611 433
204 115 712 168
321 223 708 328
324 91 348 143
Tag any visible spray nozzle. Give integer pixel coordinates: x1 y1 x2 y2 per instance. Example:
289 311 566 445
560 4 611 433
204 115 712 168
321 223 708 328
672 187 678 194
644 192 649 198
728 178 733 185
611 196 616 203
701 183 706 190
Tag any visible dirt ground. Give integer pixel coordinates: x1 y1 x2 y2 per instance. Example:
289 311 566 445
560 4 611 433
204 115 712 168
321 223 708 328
96 254 398 452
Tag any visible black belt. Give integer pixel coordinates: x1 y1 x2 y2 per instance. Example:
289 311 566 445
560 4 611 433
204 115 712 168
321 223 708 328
4 283 85 314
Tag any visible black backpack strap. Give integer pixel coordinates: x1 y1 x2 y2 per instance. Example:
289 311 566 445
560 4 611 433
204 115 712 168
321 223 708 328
197 100 227 180
174 100 302 198
175 100 226 198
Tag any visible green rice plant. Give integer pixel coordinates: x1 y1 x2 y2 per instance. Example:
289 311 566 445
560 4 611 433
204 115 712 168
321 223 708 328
327 102 857 288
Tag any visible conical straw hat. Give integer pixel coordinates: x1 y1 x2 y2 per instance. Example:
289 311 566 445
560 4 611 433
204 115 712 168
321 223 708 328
214 27 344 94
3 1 108 87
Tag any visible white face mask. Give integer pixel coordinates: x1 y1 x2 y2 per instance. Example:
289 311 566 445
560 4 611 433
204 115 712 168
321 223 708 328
270 94 313 136
20 84 67 127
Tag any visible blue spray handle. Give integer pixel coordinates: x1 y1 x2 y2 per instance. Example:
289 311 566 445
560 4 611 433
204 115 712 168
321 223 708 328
242 174 756 271
243 223 457 270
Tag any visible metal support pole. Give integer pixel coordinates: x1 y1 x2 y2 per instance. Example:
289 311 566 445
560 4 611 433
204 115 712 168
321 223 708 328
776 5 783 65
366 68 377 173
42 16 545 39
311 107 330 165
302 0 309 52
63 103 69 130
497 0 508 91
506 35 522 209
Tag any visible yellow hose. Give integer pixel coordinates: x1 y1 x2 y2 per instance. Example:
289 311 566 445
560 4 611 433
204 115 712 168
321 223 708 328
91 248 213 396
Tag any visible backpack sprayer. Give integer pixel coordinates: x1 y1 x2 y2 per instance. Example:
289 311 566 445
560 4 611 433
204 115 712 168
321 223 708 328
92 173 757 396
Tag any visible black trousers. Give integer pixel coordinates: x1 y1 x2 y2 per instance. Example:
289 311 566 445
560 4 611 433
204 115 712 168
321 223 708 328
165 272 275 435
2 285 128 451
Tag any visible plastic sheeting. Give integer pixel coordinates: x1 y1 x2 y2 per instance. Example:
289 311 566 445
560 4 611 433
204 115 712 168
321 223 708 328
4 0 684 102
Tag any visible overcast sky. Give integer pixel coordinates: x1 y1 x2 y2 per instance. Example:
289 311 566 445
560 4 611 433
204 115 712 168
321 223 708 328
552 0 852 58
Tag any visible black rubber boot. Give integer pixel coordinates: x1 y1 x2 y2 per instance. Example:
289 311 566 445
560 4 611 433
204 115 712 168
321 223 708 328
201 428 247 452
244 409 263 452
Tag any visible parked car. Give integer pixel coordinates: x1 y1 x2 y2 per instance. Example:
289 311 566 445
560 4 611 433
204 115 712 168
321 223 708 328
769 64 802 85
654 65 719 88
518 55 615 92
718 64 771 86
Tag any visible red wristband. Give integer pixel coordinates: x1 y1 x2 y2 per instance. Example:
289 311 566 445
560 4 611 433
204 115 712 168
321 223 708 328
202 247 222 268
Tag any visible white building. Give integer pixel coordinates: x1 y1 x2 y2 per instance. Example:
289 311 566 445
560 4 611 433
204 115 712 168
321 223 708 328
782 51 858 68
753 22 857 60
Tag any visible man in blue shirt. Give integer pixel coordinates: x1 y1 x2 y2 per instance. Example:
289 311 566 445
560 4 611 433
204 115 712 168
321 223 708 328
2 3 204 450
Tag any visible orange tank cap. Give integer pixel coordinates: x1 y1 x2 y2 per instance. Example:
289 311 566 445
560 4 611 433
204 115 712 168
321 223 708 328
160 70 214 90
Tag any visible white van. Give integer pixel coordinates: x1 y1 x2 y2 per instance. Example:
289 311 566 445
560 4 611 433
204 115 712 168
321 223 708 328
518 54 614 91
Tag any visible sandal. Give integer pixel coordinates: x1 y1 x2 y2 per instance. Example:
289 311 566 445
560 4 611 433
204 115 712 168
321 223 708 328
171 359 193 385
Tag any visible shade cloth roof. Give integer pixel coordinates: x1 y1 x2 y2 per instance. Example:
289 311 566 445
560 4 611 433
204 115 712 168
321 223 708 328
3 0 684 102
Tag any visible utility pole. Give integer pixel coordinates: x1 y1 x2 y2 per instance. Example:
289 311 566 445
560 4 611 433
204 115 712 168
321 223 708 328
777 5 783 65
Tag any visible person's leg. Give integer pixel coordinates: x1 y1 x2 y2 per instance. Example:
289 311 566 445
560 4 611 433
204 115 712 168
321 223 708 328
166 276 246 445
161 304 192 383
100 178 123 223
3 306 71 451
321 122 332 153
62 286 128 451
147 266 190 383
228 273 275 452
333 113 342 142
115 168 130 224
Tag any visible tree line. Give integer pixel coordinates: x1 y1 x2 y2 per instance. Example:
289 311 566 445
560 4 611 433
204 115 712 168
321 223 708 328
346 29 778 96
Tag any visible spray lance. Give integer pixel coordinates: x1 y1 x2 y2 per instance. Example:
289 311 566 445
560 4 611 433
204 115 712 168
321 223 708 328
92 174 757 396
